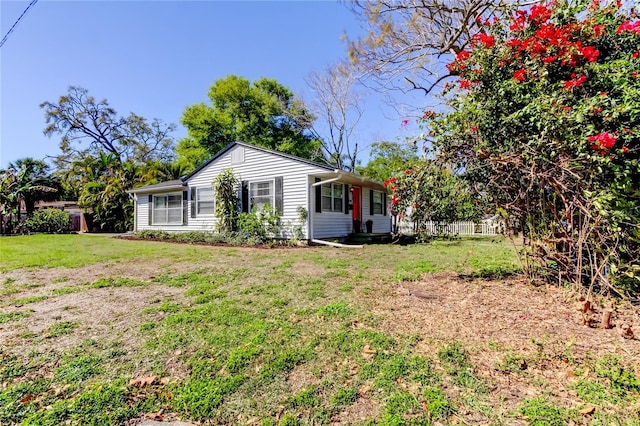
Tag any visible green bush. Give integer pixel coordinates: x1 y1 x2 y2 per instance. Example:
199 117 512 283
25 209 71 233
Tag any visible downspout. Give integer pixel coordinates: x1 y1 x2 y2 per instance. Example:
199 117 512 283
311 239 363 249
310 173 343 188
128 192 137 232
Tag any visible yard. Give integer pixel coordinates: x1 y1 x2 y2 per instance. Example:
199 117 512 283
0 235 638 425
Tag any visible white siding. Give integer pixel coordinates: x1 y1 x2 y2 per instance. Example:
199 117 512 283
360 187 392 234
310 176 352 238
309 182 392 238
135 145 331 238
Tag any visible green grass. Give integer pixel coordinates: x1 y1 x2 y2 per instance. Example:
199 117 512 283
0 234 217 272
0 310 32 323
0 235 637 425
9 295 48 306
47 321 78 338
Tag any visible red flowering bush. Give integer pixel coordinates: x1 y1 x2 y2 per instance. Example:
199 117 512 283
415 1 640 294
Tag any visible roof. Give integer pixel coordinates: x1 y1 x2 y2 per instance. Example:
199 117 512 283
128 141 386 193
127 179 186 194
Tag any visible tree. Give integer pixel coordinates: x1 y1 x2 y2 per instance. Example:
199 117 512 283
357 140 421 182
70 153 138 232
0 158 59 233
177 75 324 171
419 1 640 294
305 63 364 172
385 159 483 238
347 0 535 96
41 86 176 167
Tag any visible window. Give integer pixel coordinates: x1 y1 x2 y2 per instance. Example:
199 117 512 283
372 191 383 215
196 187 214 215
250 180 274 211
153 193 182 224
321 183 343 212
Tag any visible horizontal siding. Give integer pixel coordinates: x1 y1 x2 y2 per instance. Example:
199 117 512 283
361 188 392 233
136 145 333 238
310 182 391 238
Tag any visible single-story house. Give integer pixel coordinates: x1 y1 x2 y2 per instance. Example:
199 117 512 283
127 141 390 240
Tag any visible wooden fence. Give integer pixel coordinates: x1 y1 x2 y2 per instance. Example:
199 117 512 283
394 219 502 236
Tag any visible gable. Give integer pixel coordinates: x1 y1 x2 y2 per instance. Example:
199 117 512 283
183 141 334 184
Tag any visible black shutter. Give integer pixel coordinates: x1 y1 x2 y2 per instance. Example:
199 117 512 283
241 181 249 213
275 176 283 214
315 178 322 213
383 192 387 216
148 195 153 226
182 191 188 225
190 187 196 218
344 184 350 214
369 189 374 216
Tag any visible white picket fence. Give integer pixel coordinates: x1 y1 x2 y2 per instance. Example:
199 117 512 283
395 219 502 236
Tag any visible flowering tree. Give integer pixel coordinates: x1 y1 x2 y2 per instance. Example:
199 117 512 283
385 159 483 237
417 1 640 294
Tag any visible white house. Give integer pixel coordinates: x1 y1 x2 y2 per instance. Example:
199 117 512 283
127 142 390 240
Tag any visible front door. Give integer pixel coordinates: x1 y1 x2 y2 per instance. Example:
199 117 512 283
352 186 362 232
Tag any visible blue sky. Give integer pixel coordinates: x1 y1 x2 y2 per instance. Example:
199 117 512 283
1 0 419 168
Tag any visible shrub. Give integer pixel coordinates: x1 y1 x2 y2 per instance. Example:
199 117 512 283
25 209 71 233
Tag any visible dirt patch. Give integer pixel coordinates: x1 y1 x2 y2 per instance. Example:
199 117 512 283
0 284 186 356
364 272 640 414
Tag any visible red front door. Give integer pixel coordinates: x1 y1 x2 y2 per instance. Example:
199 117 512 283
352 186 362 231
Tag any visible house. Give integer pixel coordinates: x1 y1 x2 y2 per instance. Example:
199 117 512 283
127 141 390 240
34 201 88 232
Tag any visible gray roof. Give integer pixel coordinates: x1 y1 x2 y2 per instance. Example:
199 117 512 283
127 179 185 194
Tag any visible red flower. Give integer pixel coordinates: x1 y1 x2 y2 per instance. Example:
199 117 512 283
580 46 600 62
507 39 522 47
470 126 478 133
405 169 412 175
459 79 472 89
621 147 629 154
542 55 558 64
513 69 527 81
401 119 410 126
587 132 617 150
391 195 398 205
529 4 551 24
591 107 603 114
617 20 640 34
456 51 470 61
564 75 587 89
473 33 495 48
632 51 640 59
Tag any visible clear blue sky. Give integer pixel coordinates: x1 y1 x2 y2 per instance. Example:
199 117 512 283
1 0 419 168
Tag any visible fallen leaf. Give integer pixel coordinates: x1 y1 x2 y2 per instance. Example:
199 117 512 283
19 394 34 405
129 376 156 387
579 406 595 415
363 345 377 354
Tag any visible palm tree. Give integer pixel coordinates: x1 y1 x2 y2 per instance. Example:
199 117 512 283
0 158 59 232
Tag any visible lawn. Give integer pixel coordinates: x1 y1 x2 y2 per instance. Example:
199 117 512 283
0 235 638 425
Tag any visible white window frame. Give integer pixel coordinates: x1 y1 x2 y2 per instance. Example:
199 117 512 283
321 183 344 213
372 190 383 215
196 187 215 216
249 179 275 212
152 192 183 225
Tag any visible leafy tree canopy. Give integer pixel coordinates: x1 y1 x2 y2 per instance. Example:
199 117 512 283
41 86 176 167
357 141 421 183
177 75 324 171
410 1 640 294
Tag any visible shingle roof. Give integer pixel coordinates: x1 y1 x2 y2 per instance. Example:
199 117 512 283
127 179 185 194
